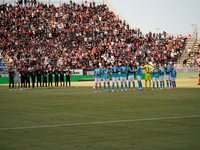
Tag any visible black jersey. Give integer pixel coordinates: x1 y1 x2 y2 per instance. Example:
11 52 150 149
48 70 53 78
9 71 15 81
20 71 26 79
36 70 42 78
66 70 71 77
54 70 59 77
31 71 36 77
25 71 31 79
59 71 65 77
43 71 47 78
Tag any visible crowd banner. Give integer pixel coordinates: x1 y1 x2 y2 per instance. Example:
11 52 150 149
72 69 83 75
176 67 199 73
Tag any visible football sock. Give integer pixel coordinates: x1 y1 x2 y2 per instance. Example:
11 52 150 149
149 82 151 89
170 81 172 87
153 83 155 89
125 83 127 89
167 81 169 88
104 84 106 90
95 88 97 91
138 82 140 88
121 83 123 90
133 83 135 89
99 88 101 91
145 82 147 89
160 83 162 88
112 83 114 90
117 83 119 90
129 82 131 89
156 82 159 89
139 81 142 88
163 83 165 88
108 84 110 90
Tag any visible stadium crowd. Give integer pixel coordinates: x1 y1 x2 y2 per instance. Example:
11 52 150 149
188 42 200 67
0 1 187 71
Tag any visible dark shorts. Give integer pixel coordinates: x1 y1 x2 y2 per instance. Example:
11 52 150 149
37 77 41 82
43 78 47 82
9 79 14 83
199 73 200 77
21 78 25 83
66 76 70 81
49 77 52 82
26 78 30 83
55 76 58 82
60 76 64 82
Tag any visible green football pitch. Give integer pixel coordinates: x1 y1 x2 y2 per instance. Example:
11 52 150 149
0 82 200 149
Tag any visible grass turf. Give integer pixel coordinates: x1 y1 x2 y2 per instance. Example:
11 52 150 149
0 85 200 150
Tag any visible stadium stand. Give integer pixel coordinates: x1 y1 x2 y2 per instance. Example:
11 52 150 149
0 1 187 71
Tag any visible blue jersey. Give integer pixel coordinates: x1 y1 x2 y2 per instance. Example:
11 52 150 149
111 66 119 78
151 68 158 78
165 66 172 75
171 68 176 77
137 66 142 77
119 66 127 77
94 68 103 78
127 67 135 76
102 68 110 79
159 67 165 77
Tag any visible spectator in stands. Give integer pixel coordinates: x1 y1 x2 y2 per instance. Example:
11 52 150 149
0 2 186 72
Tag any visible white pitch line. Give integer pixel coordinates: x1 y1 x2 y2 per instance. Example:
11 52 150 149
0 115 200 131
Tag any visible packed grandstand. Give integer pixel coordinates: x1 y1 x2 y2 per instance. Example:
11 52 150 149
0 1 199 73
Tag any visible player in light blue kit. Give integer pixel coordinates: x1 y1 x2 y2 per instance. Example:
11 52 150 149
165 63 172 89
148 64 159 90
93 64 103 93
135 62 143 91
102 64 111 92
127 63 137 91
171 64 177 89
111 62 119 92
158 64 166 90
119 63 128 91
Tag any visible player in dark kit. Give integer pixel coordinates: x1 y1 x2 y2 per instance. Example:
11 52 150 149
54 67 59 88
25 68 31 89
59 67 65 88
36 67 42 88
43 68 48 88
8 68 15 91
48 67 53 88
20 67 26 89
31 68 36 89
66 67 71 88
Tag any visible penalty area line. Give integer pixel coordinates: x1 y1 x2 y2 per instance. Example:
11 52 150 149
0 115 200 131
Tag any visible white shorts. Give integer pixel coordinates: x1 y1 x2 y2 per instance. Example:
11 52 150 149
171 77 176 82
166 75 171 81
159 76 164 82
112 77 119 83
152 77 158 82
95 78 101 84
15 78 21 83
128 75 135 82
103 78 110 83
137 76 141 82
120 77 127 83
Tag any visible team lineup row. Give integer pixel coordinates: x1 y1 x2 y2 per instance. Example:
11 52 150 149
8 67 71 90
93 62 177 93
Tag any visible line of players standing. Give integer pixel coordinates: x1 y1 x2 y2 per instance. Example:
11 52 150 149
8 66 71 91
93 62 177 93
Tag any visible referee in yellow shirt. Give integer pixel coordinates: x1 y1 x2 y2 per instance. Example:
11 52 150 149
141 62 154 90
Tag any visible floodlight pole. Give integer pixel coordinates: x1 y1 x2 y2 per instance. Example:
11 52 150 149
155 28 160 34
